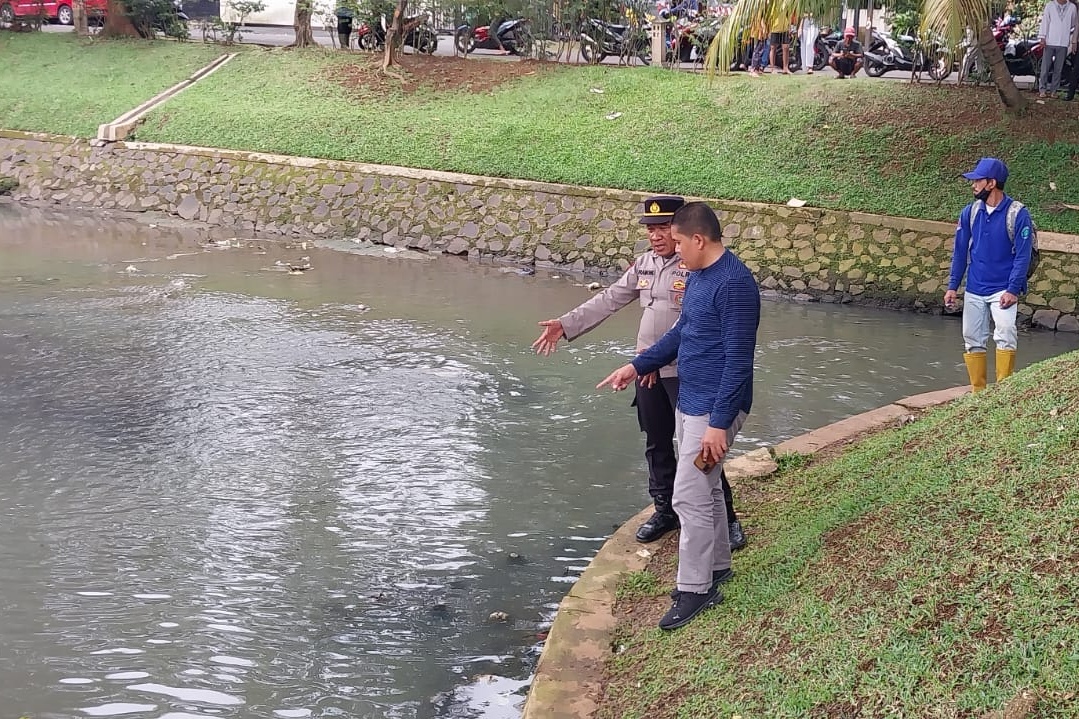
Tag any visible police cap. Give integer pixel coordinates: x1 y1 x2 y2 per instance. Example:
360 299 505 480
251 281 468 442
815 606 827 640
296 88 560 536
638 195 685 225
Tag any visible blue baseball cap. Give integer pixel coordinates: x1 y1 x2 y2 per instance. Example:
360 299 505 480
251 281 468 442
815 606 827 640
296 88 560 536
962 157 1008 185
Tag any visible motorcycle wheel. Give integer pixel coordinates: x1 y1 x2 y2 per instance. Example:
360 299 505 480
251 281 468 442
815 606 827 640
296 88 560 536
788 51 802 72
812 49 827 71
580 38 604 64
513 28 534 58
927 53 952 81
454 28 475 55
864 58 887 77
359 32 379 51
418 29 437 54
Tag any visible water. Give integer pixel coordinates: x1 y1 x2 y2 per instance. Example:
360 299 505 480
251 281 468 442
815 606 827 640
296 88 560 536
1 205 1076 719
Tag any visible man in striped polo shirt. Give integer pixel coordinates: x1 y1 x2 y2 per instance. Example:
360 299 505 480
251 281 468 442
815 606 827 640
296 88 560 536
598 201 760 630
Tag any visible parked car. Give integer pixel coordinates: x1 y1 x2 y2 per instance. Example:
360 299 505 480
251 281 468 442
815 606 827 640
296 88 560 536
0 0 107 25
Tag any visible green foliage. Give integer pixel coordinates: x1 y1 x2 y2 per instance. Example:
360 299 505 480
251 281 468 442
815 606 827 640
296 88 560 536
356 0 393 26
121 0 189 38
0 33 222 136
0 175 18 194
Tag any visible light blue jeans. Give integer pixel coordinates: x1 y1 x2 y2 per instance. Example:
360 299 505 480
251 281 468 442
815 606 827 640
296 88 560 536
962 289 1017 352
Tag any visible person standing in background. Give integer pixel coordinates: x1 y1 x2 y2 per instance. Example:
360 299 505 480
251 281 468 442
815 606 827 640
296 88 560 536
800 13 819 74
1037 0 1078 98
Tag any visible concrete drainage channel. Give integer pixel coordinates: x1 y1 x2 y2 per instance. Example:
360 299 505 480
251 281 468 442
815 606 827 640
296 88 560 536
96 53 237 143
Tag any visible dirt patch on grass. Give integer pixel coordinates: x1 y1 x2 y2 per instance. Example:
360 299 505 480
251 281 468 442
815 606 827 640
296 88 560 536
325 53 555 96
848 83 1079 144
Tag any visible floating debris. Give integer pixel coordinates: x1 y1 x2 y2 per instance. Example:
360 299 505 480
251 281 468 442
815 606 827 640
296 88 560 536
488 611 510 622
586 282 602 291
125 265 139 273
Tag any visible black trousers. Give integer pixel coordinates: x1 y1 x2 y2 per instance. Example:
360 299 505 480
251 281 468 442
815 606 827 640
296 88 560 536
832 56 857 76
635 376 737 523
1066 51 1079 100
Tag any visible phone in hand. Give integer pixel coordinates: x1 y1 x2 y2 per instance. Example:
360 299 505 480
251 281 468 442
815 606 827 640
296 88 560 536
693 450 717 474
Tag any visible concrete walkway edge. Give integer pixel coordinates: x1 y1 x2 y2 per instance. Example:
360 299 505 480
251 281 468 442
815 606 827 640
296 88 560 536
521 384 971 719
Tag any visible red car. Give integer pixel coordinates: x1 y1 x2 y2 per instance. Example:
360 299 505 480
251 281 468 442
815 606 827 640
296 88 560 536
0 0 107 25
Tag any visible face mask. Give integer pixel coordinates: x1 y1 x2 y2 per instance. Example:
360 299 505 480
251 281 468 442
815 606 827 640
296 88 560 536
974 187 991 202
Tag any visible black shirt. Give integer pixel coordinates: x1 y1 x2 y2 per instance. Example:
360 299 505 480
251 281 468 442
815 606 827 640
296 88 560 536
834 39 863 56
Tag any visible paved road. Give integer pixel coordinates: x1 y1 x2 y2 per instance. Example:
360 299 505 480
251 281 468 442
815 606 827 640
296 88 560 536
41 22 1039 88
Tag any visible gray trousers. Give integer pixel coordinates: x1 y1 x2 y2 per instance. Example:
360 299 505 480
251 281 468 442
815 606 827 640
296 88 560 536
673 410 747 592
1041 45 1069 92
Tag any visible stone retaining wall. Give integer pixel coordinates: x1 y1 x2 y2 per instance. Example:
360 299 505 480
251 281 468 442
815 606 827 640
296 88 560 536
3 130 1078 329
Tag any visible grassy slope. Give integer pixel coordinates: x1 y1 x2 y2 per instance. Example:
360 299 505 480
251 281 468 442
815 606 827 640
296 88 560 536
603 352 1079 719
0 33 222 137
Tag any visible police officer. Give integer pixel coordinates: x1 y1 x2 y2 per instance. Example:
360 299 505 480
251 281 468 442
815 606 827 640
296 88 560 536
532 195 746 549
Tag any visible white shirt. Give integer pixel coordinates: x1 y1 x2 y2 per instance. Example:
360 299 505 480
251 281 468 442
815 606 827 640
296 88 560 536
1038 0 1077 47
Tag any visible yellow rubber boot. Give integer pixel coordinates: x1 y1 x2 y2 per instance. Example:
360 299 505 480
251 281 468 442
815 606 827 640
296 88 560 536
964 352 988 393
996 348 1017 382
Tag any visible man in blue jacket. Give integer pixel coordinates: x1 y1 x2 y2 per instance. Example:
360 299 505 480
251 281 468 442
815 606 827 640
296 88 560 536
944 158 1034 391
598 202 760 630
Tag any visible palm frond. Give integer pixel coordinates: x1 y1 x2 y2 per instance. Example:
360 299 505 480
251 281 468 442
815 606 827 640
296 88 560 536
920 0 991 48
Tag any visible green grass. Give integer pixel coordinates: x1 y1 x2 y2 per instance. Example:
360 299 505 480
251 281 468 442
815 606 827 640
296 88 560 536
617 570 662 602
603 352 1079 719
0 33 223 137
5 36 1079 231
775 450 813 472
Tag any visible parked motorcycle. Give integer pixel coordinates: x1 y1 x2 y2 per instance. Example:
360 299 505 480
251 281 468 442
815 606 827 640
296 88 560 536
809 26 837 70
580 16 651 65
454 18 534 56
356 13 438 54
961 15 1072 85
863 30 952 80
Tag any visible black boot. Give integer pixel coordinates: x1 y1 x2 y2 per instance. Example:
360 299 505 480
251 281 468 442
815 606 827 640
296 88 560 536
636 496 679 543
729 518 747 551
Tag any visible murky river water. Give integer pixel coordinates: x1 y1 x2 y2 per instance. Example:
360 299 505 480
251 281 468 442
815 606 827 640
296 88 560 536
2 205 1076 719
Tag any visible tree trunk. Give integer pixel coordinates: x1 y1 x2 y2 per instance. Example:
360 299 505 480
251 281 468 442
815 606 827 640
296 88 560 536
73 0 88 36
381 0 408 70
293 0 315 47
979 25 1026 111
102 0 139 37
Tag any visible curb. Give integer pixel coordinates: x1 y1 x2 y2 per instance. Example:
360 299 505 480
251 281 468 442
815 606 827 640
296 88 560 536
96 53 237 142
521 384 971 719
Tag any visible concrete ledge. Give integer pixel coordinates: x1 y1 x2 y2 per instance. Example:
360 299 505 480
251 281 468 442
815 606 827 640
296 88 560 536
522 385 970 719
97 53 236 142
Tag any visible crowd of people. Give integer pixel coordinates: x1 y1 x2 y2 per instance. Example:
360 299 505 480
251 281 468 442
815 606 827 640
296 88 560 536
531 156 1035 631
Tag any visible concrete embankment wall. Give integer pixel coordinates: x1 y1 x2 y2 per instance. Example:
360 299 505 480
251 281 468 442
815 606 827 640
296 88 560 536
3 130 1078 329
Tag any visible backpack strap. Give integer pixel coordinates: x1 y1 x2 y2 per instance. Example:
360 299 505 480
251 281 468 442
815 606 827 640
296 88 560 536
1005 200 1023 247
967 200 984 254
